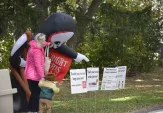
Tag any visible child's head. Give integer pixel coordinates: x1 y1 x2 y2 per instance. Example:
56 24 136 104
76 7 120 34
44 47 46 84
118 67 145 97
45 74 55 81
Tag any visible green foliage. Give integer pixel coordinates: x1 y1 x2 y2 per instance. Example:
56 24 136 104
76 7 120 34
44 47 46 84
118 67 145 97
71 1 162 74
0 0 162 74
0 35 14 69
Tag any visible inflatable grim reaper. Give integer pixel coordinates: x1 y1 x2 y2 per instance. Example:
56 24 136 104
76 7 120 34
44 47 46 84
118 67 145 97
38 13 89 62
9 13 89 112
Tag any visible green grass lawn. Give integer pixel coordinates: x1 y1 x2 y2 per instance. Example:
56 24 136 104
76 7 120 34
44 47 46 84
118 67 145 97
52 68 163 113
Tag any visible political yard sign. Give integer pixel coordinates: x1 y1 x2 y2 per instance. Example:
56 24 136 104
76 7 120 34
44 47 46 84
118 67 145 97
116 66 127 88
87 68 99 91
101 68 118 90
70 69 87 94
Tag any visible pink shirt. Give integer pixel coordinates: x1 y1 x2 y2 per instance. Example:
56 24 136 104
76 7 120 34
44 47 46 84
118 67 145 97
25 40 46 81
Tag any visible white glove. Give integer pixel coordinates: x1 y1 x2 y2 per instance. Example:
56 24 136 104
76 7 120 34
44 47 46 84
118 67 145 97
19 57 26 67
74 53 89 62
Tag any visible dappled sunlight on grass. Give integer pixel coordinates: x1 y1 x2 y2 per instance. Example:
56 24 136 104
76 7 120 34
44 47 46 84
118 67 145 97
52 93 163 113
52 91 163 113
110 96 137 102
51 67 163 113
155 91 163 93
135 85 161 88
135 79 144 82
52 101 65 107
152 78 162 81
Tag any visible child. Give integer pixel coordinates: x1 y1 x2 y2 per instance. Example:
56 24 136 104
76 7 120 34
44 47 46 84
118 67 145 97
38 74 60 113
25 33 49 113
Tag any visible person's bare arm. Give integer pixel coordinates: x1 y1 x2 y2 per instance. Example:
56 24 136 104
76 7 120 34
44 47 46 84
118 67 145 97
19 67 31 102
9 66 31 100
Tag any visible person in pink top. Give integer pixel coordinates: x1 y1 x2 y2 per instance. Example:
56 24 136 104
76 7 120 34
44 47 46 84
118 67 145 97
25 33 49 113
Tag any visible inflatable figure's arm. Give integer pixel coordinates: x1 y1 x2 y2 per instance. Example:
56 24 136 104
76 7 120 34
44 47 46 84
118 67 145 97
9 50 26 68
55 44 77 59
10 31 31 67
10 34 27 67
56 44 89 62
11 34 27 56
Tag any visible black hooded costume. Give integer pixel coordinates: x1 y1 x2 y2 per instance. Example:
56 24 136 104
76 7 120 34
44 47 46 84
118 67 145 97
37 13 89 62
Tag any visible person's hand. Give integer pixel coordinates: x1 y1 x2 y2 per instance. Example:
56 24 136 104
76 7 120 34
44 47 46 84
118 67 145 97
48 42 52 46
26 91 31 102
26 92 31 102
41 77 45 81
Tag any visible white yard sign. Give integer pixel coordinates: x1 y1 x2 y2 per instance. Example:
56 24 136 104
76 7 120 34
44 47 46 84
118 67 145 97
101 68 118 90
70 69 87 94
87 68 99 91
116 66 127 88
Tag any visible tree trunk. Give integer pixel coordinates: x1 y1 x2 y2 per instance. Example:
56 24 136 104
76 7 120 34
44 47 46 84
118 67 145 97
31 0 49 33
67 28 80 49
67 0 102 49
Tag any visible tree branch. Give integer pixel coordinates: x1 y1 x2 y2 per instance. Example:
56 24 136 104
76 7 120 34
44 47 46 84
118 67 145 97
76 0 81 5
82 0 88 12
85 0 102 18
157 16 163 23
35 0 48 16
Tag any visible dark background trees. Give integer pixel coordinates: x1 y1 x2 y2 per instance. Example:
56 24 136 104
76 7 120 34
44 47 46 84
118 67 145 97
0 0 162 76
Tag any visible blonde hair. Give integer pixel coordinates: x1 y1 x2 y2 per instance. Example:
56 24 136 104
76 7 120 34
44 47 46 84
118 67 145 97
34 33 46 42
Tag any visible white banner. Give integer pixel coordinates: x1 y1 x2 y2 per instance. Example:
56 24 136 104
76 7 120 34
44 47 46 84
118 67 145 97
101 68 118 90
87 68 99 91
116 66 127 88
70 69 87 94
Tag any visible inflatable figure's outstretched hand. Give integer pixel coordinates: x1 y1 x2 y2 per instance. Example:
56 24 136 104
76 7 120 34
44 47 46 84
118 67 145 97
74 53 89 62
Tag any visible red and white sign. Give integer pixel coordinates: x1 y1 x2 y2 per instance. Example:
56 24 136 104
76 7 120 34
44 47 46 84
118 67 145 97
48 49 72 83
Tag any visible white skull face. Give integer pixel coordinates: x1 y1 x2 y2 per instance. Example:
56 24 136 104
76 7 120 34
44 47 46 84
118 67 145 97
49 32 74 48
